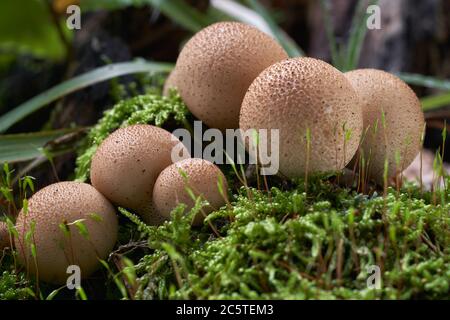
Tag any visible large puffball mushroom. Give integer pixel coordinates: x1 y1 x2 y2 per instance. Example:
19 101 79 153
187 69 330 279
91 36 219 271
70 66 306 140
0 221 10 251
345 69 425 184
153 158 228 226
171 22 289 130
239 57 363 178
91 124 189 225
14 182 118 285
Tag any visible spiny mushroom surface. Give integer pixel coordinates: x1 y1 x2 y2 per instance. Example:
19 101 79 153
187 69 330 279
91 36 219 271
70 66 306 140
239 57 363 178
345 69 425 184
152 158 228 226
14 182 118 285
90 124 189 225
171 22 288 130
0 221 10 251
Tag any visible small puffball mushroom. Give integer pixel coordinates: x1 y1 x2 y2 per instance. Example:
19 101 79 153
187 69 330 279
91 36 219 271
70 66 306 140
14 182 118 285
239 57 363 178
153 158 228 226
91 124 189 225
163 70 178 97
172 22 289 130
345 69 425 184
0 221 10 250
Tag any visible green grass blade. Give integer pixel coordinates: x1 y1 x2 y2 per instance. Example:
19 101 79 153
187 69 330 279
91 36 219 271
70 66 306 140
345 0 379 71
276 31 305 57
319 0 341 68
244 0 304 57
398 73 450 91
80 0 148 10
146 0 213 32
210 0 273 34
0 128 79 163
421 92 450 112
0 60 174 133
82 0 214 32
212 0 304 57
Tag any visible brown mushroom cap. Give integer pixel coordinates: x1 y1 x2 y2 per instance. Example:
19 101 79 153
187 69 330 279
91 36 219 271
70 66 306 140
345 69 425 184
172 22 288 130
0 221 10 251
152 158 228 226
239 57 363 178
90 124 189 224
14 182 118 285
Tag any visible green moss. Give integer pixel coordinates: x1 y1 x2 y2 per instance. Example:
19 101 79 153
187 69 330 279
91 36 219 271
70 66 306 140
74 90 188 181
0 270 33 300
124 180 449 300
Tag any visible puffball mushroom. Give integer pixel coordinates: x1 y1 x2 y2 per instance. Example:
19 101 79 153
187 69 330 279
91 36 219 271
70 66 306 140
14 182 118 285
163 70 178 97
239 57 363 178
345 69 425 184
0 221 10 250
153 158 228 226
90 124 189 225
171 22 289 130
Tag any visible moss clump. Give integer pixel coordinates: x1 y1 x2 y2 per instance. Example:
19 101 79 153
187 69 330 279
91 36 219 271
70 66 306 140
125 179 449 300
0 270 33 300
74 91 188 181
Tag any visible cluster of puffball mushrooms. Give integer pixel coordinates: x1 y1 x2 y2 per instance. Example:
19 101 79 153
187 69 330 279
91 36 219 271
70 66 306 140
1 22 424 285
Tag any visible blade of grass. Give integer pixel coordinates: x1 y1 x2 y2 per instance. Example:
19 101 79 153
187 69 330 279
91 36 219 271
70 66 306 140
82 0 213 32
146 0 214 32
319 0 342 68
81 0 152 10
0 59 174 133
398 73 450 91
276 30 305 57
0 128 79 163
211 0 304 57
210 0 273 35
345 0 379 71
244 0 304 57
80 0 139 10
421 92 450 112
